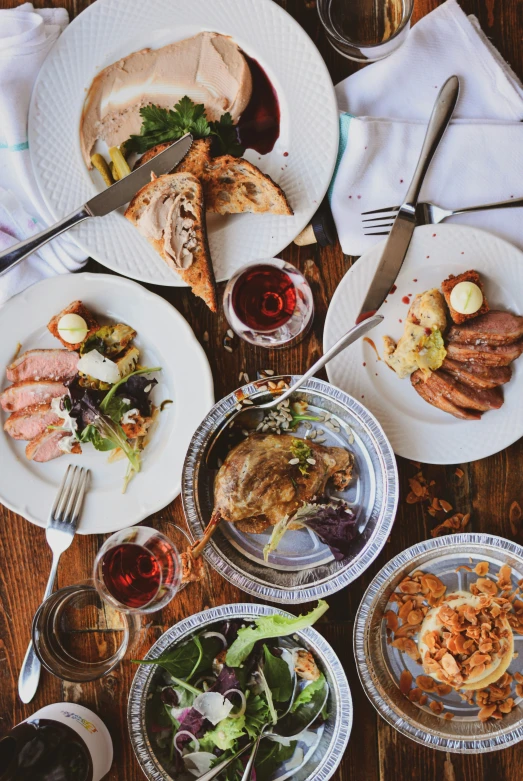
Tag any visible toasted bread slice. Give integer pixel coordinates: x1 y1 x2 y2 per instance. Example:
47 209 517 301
441 270 489 324
135 138 212 179
203 155 293 215
47 301 99 350
125 172 217 312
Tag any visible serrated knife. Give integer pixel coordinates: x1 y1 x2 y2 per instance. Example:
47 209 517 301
0 133 193 276
357 76 460 323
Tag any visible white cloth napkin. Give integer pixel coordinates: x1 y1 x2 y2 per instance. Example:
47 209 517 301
330 0 523 257
0 2 85 306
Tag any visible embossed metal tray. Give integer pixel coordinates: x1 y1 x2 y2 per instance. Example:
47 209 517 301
128 603 352 781
182 376 398 603
354 534 523 753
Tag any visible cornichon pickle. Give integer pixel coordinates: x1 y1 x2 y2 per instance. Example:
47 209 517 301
109 146 131 179
90 153 114 187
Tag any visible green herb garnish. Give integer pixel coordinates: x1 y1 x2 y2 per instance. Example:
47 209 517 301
290 438 314 476
125 97 245 157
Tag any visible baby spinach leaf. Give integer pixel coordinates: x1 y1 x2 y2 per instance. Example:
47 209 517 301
262 646 293 702
255 740 297 781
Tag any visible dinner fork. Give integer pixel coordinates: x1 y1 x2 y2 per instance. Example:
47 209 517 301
18 465 89 704
361 195 523 235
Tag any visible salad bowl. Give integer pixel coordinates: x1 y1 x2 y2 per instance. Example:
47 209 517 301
128 603 352 781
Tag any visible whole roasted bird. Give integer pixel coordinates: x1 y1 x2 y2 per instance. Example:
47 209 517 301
190 433 354 556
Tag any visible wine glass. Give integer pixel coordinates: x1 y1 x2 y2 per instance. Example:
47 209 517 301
93 526 181 614
223 258 314 348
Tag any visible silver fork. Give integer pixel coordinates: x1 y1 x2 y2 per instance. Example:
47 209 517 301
361 195 523 235
18 465 89 703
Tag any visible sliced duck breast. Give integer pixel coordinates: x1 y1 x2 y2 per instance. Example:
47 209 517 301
0 382 68 412
4 403 61 440
423 370 503 412
447 310 523 346
441 358 512 389
445 340 523 367
7 349 79 383
411 371 482 420
26 429 81 462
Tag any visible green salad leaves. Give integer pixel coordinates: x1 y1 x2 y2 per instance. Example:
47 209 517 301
225 600 329 667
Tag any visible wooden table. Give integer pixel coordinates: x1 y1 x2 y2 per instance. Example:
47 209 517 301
1 0 523 779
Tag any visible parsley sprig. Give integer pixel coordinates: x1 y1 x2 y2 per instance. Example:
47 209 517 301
125 96 245 157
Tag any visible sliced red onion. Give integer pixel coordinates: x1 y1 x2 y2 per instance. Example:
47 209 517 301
202 631 227 648
174 731 200 757
224 688 246 718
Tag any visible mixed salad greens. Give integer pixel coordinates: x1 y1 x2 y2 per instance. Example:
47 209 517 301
55 323 161 491
135 602 330 780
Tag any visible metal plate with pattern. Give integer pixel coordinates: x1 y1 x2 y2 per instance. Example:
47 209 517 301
182 376 398 603
354 534 523 753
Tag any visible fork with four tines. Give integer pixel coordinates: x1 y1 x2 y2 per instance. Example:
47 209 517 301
361 195 523 235
17 464 90 704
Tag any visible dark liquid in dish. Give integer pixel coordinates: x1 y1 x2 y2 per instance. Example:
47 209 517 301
238 55 280 155
101 543 161 609
232 264 296 331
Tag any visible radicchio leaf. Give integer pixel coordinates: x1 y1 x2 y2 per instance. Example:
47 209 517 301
303 503 359 560
117 374 158 416
209 666 240 698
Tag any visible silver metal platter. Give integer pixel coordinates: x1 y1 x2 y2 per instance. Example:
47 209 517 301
128 603 352 781
182 376 398 603
354 533 523 753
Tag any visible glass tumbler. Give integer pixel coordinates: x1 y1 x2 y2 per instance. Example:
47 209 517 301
223 258 314 348
317 0 414 62
32 580 139 683
93 526 182 614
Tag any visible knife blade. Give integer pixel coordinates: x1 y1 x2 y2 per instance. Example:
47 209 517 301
86 133 193 217
357 76 460 322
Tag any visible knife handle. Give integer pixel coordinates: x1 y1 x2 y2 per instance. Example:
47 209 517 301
404 76 460 208
0 207 91 276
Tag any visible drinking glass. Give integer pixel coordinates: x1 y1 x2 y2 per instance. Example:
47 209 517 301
317 0 414 62
32 580 139 683
223 258 314 348
93 526 182 614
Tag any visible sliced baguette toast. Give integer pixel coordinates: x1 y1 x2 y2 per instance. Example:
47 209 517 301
125 172 217 312
136 138 212 178
203 156 293 215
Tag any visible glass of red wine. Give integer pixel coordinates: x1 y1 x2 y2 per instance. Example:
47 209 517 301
93 526 181 614
223 258 314 348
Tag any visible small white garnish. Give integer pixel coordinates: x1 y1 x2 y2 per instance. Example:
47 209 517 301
192 692 234 725
121 407 139 425
57 313 88 344
58 435 77 453
77 349 120 384
450 281 483 315
51 396 77 434
183 752 217 777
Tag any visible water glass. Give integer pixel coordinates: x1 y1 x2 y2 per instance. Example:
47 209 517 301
318 0 414 62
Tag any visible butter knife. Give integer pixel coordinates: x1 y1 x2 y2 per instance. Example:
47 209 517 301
357 76 460 322
0 133 193 275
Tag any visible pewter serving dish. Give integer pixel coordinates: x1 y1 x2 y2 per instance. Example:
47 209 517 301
182 376 398 603
128 603 352 781
354 533 523 753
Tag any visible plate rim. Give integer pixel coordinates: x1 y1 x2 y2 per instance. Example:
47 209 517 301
0 272 214 533
324 223 523 465
353 532 523 753
181 375 399 604
28 0 339 287
127 602 352 781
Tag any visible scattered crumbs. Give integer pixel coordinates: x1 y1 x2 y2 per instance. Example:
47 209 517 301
365 146 368 149
511 195 514 198
461 251 465 255
384 299 388 304
361 395 365 398
283 151 289 157
281 167 284 170
375 372 378 376
203 331 209 343
426 255 430 259
349 195 352 199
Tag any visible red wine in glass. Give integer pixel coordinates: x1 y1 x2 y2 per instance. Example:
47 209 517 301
231 264 297 331
101 544 161 609
224 259 314 348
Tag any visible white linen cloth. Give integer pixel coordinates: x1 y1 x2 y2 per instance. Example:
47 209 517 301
0 3 85 306
330 0 523 257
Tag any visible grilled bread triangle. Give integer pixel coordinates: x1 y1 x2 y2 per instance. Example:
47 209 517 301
202 155 293 215
125 172 217 312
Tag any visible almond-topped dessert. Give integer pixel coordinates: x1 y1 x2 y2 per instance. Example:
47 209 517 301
384 562 523 721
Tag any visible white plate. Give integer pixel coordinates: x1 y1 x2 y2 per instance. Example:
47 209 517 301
28 0 339 287
324 225 523 464
0 274 214 534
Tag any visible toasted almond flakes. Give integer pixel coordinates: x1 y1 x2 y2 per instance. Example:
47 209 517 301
399 669 413 695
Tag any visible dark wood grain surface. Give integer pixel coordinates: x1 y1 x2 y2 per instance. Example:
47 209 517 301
1 0 523 779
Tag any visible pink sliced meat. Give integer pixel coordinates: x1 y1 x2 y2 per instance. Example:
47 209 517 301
411 371 482 420
447 310 523 346
7 349 79 383
428 370 504 412
25 429 81 462
4 403 61 440
0 381 68 412
440 358 512 390
445 340 523 367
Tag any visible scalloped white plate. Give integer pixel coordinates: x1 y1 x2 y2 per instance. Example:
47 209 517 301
28 0 338 287
324 225 523 464
0 274 214 534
